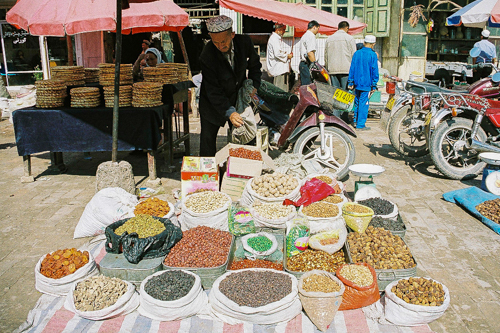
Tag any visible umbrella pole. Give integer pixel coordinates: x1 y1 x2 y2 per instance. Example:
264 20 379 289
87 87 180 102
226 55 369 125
112 0 122 162
177 30 190 71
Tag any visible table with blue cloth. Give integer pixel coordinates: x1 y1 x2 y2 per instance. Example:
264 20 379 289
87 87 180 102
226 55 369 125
12 81 194 182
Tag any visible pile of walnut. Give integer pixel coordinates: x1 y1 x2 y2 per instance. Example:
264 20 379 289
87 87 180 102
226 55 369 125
134 197 170 217
40 248 89 279
74 275 128 311
476 198 500 224
251 173 299 198
392 277 445 306
347 226 415 270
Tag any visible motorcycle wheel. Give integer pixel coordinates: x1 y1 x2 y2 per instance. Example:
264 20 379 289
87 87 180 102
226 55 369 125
429 117 486 180
293 126 355 180
388 105 429 157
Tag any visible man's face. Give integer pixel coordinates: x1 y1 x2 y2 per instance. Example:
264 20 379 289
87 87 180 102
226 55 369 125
210 30 235 53
312 26 320 35
276 26 286 37
142 43 148 51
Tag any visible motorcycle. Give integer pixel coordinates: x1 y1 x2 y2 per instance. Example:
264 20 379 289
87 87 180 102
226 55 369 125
255 62 357 179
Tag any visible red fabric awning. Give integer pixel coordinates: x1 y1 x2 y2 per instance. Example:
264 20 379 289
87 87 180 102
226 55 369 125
219 0 366 36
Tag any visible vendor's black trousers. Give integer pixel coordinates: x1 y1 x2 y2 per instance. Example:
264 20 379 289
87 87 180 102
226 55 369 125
200 117 222 157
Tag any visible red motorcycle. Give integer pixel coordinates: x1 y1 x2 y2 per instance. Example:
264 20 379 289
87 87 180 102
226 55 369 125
256 62 356 179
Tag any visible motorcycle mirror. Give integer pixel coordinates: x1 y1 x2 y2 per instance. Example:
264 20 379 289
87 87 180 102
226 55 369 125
492 72 500 83
469 47 481 58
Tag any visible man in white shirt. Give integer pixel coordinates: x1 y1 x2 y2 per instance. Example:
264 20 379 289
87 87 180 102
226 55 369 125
324 21 356 90
472 30 498 81
299 20 320 85
266 23 293 91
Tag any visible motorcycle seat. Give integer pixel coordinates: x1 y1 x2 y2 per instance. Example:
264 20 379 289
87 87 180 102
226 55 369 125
406 81 467 94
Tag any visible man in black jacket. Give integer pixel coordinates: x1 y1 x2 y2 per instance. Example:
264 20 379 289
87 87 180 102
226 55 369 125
198 15 262 156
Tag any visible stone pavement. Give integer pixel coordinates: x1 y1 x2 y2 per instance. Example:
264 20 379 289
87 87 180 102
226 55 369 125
1 113 499 332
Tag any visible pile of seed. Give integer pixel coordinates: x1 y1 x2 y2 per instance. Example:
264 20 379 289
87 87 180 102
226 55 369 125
184 191 229 213
144 271 195 301
287 249 345 273
74 276 127 311
302 274 341 293
313 175 333 184
476 198 500 224
230 259 283 271
347 226 415 270
321 194 344 204
134 197 171 217
247 235 273 252
358 198 394 215
369 216 405 231
338 264 374 287
392 277 445 306
219 270 292 307
229 147 262 160
253 201 295 219
164 226 232 268
302 202 339 218
114 215 165 238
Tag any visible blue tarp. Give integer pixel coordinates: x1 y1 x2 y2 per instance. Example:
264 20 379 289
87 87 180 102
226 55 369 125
442 186 500 235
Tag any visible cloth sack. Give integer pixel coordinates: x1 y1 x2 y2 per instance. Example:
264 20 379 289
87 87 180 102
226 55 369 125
298 270 345 332
64 278 139 320
74 187 138 238
138 270 209 321
336 263 380 311
208 268 302 325
298 204 345 234
308 225 347 255
240 177 301 207
249 201 297 229
35 250 99 297
179 192 232 231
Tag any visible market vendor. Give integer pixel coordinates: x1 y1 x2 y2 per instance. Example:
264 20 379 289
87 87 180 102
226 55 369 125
198 15 262 156
132 47 165 81
472 30 497 82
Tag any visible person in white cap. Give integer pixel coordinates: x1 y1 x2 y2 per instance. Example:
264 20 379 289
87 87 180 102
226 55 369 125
347 35 379 131
266 23 293 91
472 29 497 81
198 15 262 156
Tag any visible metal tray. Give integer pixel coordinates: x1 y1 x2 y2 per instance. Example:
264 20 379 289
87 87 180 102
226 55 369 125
347 214 406 239
162 235 235 290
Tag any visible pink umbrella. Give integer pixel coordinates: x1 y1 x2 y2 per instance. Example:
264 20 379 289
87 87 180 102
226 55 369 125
6 0 188 36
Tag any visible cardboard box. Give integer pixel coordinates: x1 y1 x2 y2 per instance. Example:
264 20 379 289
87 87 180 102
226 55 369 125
181 156 219 198
221 174 249 201
226 156 263 179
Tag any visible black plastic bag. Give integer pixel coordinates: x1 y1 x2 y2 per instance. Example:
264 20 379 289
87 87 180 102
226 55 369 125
105 216 182 264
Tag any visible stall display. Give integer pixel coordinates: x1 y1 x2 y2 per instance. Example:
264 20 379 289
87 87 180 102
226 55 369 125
180 191 231 231
134 197 171 217
476 198 500 224
369 215 407 238
250 200 296 229
84 68 99 83
286 249 346 275
103 85 132 107
336 263 380 311
251 173 299 198
132 81 163 107
51 66 85 86
150 63 189 84
35 79 67 108
70 87 100 108
183 191 230 212
358 197 398 219
308 226 347 255
301 202 340 218
40 248 89 279
229 147 262 160
98 63 133 86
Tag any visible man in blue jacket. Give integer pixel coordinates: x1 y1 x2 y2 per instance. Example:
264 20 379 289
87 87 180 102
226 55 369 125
347 35 379 131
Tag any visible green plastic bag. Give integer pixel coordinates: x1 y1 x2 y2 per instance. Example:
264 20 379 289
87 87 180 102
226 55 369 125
228 203 256 236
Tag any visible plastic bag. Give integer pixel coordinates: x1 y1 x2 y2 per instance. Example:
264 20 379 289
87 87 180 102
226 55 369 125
105 216 183 264
138 270 209 321
342 202 374 233
228 203 255 236
336 263 380 311
74 187 138 238
35 250 99 297
283 178 336 207
208 268 302 325
298 270 345 332
286 217 310 257
308 226 347 255
64 278 139 320
241 232 278 259
231 106 257 144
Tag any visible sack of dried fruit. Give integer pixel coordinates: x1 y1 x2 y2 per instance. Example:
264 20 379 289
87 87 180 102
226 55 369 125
298 270 345 332
35 248 99 297
336 263 379 310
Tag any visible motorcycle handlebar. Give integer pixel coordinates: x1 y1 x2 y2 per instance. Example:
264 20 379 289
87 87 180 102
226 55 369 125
383 73 402 82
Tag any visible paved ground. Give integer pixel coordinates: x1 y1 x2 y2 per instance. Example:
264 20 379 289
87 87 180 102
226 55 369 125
1 112 499 332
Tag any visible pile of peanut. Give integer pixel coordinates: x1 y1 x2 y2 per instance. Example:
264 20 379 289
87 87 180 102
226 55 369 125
252 201 295 219
338 264 374 287
184 191 230 213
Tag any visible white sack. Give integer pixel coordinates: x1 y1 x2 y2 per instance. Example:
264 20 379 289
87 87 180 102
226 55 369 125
248 203 297 229
35 251 99 297
64 279 139 320
240 177 301 207
74 187 138 238
179 192 231 231
298 204 345 234
308 224 347 255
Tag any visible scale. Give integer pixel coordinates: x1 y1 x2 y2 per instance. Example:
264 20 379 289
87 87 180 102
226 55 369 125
479 153 500 195
348 164 385 199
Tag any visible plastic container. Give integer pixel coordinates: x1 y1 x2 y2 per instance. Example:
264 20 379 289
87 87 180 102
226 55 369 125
386 81 396 94
162 235 235 289
345 237 417 291
99 252 164 288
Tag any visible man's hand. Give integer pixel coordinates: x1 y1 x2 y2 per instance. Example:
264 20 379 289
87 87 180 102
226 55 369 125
229 112 244 128
348 85 354 91
287 53 293 60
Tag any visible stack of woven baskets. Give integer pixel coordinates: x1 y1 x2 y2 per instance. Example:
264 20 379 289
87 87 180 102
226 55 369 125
98 63 133 86
51 66 85 86
84 68 99 84
143 63 189 84
70 87 101 108
132 82 163 107
35 79 67 108
103 85 133 108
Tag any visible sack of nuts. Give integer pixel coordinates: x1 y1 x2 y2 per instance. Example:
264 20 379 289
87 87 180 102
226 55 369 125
336 263 379 311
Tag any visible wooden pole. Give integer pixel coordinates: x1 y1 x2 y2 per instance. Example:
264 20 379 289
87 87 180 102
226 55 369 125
66 35 74 66
112 0 122 162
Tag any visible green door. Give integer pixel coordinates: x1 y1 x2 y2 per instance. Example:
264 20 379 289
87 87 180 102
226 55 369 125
365 0 391 37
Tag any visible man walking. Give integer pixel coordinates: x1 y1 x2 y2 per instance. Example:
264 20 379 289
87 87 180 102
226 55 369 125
472 30 497 81
299 20 320 86
266 23 293 91
347 35 379 131
324 21 356 90
198 15 262 156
